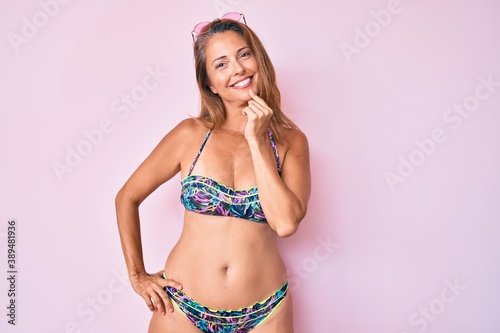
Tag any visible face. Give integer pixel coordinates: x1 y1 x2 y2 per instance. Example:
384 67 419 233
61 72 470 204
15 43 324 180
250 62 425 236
204 30 259 106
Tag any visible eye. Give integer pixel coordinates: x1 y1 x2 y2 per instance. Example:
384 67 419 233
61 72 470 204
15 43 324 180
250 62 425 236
240 51 251 59
215 62 226 69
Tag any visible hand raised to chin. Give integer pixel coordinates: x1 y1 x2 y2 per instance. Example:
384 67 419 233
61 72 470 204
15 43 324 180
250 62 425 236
242 89 273 143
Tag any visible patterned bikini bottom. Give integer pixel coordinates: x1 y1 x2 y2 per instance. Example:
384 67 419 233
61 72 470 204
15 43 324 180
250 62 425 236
162 274 288 333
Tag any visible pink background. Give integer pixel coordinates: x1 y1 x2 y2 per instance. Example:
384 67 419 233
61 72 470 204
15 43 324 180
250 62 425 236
1 0 500 332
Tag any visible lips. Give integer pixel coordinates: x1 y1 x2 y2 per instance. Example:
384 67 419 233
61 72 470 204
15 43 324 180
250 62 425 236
231 76 253 88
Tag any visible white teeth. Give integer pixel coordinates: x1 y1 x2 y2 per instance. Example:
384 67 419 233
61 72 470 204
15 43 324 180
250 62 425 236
233 77 250 87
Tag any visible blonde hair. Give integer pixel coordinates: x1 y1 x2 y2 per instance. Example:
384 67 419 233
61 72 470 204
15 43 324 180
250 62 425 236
193 19 298 143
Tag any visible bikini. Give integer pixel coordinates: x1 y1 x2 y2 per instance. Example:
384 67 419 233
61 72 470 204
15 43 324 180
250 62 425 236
164 128 288 333
180 128 282 223
163 273 288 333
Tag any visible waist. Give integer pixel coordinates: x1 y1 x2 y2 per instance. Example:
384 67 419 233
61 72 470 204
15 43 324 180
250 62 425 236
163 215 286 308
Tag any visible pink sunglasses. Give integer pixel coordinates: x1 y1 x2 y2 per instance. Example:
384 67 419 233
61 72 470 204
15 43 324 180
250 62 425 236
191 12 247 42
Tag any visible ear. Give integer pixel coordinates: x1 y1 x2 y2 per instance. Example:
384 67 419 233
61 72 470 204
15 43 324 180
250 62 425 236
209 84 218 94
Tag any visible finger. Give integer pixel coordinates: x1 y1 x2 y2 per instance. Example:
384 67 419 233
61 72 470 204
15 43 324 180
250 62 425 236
158 289 173 314
246 104 270 124
247 101 268 117
249 88 261 101
150 292 167 315
246 104 263 118
154 271 183 290
161 292 175 314
243 107 258 120
156 279 180 314
249 89 270 108
242 106 255 117
164 278 183 290
248 98 272 119
148 281 168 314
142 295 156 312
143 284 168 315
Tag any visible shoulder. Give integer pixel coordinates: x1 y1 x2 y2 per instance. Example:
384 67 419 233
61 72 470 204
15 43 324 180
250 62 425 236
172 117 208 135
153 118 209 155
282 127 309 153
277 127 309 170
166 118 210 144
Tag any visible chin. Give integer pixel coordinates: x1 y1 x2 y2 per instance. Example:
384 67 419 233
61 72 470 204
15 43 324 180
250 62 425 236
239 94 253 103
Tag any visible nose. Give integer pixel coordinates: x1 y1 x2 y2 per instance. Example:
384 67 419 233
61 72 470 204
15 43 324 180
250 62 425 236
233 61 243 75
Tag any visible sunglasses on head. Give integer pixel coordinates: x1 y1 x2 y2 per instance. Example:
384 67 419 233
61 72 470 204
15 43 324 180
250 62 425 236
191 12 246 42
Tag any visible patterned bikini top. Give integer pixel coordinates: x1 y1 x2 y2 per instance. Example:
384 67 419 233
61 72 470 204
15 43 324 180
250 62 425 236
180 129 281 223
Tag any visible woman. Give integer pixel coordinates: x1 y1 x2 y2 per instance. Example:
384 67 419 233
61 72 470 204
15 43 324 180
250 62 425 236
115 12 311 333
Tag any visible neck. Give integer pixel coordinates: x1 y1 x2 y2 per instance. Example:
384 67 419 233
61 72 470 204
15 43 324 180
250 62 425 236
221 100 248 133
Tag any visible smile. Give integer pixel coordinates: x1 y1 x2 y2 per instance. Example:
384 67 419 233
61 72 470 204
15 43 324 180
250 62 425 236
231 76 253 88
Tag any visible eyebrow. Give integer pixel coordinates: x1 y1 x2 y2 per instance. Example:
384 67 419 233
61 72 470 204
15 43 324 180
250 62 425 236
211 46 250 65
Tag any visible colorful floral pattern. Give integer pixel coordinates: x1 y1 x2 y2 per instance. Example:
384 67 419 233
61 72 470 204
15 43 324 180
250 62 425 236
164 280 288 333
180 128 281 223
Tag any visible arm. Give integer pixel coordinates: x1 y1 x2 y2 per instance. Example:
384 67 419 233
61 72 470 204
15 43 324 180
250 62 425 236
244 90 311 237
115 119 195 313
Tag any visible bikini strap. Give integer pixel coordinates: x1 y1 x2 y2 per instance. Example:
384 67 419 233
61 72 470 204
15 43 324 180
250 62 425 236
267 129 282 175
187 129 212 176
189 129 280 176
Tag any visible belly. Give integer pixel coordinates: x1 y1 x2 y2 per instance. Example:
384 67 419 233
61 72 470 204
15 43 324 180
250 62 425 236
163 211 287 309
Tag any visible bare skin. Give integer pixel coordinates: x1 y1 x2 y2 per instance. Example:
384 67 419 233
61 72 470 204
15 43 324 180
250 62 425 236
115 31 310 333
